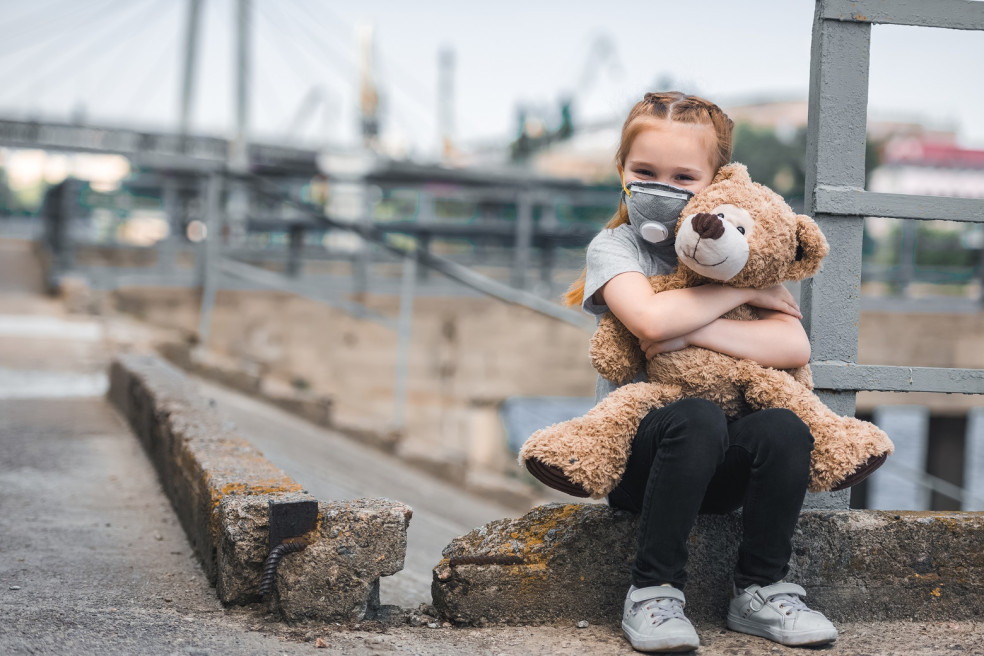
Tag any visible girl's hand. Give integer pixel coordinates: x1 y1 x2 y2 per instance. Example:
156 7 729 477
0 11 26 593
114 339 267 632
639 335 689 359
745 285 802 319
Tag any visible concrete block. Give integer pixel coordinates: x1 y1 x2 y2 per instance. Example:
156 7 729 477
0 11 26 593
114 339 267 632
108 353 410 621
433 503 984 625
276 498 412 622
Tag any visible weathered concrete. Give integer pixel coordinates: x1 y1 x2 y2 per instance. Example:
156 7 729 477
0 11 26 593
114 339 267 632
433 503 984 625
107 352 411 621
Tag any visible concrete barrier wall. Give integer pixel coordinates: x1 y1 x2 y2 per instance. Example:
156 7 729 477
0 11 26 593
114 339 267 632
107 353 411 622
433 503 984 625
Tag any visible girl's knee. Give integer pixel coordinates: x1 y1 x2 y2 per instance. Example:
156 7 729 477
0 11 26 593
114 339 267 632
755 408 814 456
664 398 729 458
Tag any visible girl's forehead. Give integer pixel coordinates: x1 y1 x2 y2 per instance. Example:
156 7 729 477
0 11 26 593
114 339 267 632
626 121 717 165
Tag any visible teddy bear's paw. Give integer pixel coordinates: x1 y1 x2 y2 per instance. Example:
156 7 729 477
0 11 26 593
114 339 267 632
519 415 639 499
829 452 888 491
808 416 894 492
524 457 590 497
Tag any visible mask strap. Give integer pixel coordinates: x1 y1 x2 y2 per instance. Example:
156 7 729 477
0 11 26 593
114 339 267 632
620 172 632 197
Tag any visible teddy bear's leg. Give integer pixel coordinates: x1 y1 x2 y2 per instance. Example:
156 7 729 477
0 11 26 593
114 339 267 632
520 382 683 498
732 362 894 493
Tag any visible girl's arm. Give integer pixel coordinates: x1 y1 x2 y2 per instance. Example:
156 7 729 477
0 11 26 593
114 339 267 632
678 311 811 369
599 271 802 342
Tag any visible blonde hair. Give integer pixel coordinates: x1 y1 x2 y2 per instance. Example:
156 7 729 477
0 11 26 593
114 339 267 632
563 91 734 307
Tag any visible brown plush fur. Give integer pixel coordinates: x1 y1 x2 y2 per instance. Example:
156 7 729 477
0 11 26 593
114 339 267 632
520 164 893 498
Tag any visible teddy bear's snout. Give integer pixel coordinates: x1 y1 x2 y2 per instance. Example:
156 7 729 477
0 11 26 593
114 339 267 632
692 212 726 240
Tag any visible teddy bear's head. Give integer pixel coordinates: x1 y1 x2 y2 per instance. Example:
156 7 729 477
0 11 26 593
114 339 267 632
673 163 829 288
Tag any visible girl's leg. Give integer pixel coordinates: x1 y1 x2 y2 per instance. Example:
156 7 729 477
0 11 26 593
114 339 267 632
700 408 814 588
609 398 729 589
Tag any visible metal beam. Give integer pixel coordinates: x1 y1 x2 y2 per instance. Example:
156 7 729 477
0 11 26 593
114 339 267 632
811 362 984 394
814 186 984 223
802 8 872 375
821 0 984 30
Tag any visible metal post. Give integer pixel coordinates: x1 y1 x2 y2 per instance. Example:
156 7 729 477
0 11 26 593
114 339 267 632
866 406 930 510
352 183 372 296
197 174 223 346
511 190 533 289
286 223 303 278
160 177 180 276
226 0 251 246
392 252 417 429
801 3 872 510
417 189 434 281
964 408 984 510
539 197 558 292
178 0 202 139
438 47 455 163
898 219 917 295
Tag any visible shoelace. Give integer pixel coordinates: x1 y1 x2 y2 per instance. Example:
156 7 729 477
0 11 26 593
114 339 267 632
638 598 688 626
769 593 812 615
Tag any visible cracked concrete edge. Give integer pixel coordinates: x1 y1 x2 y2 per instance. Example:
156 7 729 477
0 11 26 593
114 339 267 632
432 502 984 625
107 353 411 622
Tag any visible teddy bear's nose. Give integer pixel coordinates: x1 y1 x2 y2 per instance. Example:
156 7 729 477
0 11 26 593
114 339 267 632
692 212 725 239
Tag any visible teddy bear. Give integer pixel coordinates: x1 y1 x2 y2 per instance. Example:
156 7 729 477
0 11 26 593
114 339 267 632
521 163 893 499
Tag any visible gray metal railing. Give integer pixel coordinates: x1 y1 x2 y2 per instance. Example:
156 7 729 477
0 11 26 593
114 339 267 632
802 0 984 509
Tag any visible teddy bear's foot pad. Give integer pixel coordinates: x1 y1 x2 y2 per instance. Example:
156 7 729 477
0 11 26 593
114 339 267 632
524 458 591 498
830 453 888 491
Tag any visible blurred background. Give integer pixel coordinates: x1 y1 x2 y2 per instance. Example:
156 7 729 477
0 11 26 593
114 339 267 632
1 0 982 515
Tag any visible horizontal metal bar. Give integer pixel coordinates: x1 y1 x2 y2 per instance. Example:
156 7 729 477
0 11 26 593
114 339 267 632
218 259 397 329
814 186 984 222
403 244 595 331
821 0 984 30
811 362 984 394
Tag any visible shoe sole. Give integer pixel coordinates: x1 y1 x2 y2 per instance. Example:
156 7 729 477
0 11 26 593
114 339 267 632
727 613 838 646
622 621 700 653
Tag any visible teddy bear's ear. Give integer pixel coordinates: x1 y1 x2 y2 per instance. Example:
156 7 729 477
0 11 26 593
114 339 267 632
709 162 752 186
787 214 830 280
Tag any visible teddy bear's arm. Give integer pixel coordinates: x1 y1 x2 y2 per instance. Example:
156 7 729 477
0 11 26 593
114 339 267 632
590 313 645 384
589 273 693 384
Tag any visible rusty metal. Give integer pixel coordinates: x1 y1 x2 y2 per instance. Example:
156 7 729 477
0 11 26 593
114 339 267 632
268 498 318 550
258 538 308 596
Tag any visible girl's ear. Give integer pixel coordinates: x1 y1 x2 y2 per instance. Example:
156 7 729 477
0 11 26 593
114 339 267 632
788 214 831 280
710 162 751 186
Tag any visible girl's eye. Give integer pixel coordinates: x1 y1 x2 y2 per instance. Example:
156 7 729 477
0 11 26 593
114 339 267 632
676 175 694 182
635 169 653 177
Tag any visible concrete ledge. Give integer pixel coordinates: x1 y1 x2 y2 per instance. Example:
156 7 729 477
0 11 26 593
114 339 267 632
108 353 411 621
432 503 984 625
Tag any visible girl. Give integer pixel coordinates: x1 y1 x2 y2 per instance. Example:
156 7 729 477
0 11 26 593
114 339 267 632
566 92 837 653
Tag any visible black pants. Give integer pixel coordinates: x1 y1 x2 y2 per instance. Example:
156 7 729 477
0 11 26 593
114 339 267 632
608 398 814 590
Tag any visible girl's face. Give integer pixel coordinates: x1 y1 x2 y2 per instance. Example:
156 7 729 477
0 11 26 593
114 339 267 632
621 120 718 194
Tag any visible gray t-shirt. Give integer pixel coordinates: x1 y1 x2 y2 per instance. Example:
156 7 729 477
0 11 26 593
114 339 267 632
582 224 679 402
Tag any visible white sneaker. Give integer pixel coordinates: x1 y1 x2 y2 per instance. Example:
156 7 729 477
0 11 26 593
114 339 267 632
727 582 838 647
622 585 700 653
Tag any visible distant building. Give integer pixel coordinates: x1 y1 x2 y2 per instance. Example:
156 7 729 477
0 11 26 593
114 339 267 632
870 137 984 199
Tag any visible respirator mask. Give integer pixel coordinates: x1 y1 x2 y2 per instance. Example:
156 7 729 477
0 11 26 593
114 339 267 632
621 179 695 244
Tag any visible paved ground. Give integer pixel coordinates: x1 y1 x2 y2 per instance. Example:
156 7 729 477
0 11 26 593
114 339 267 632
2 238 984 654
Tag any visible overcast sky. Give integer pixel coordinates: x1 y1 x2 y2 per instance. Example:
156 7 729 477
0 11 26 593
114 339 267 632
1 0 982 158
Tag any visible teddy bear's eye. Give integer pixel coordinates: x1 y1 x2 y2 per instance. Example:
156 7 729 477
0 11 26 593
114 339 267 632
717 213 725 219
737 226 746 234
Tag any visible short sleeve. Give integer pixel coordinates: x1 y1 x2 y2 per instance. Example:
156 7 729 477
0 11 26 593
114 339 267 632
582 227 645 316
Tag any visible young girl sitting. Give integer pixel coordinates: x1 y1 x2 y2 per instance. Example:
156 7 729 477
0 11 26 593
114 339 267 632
566 92 838 653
